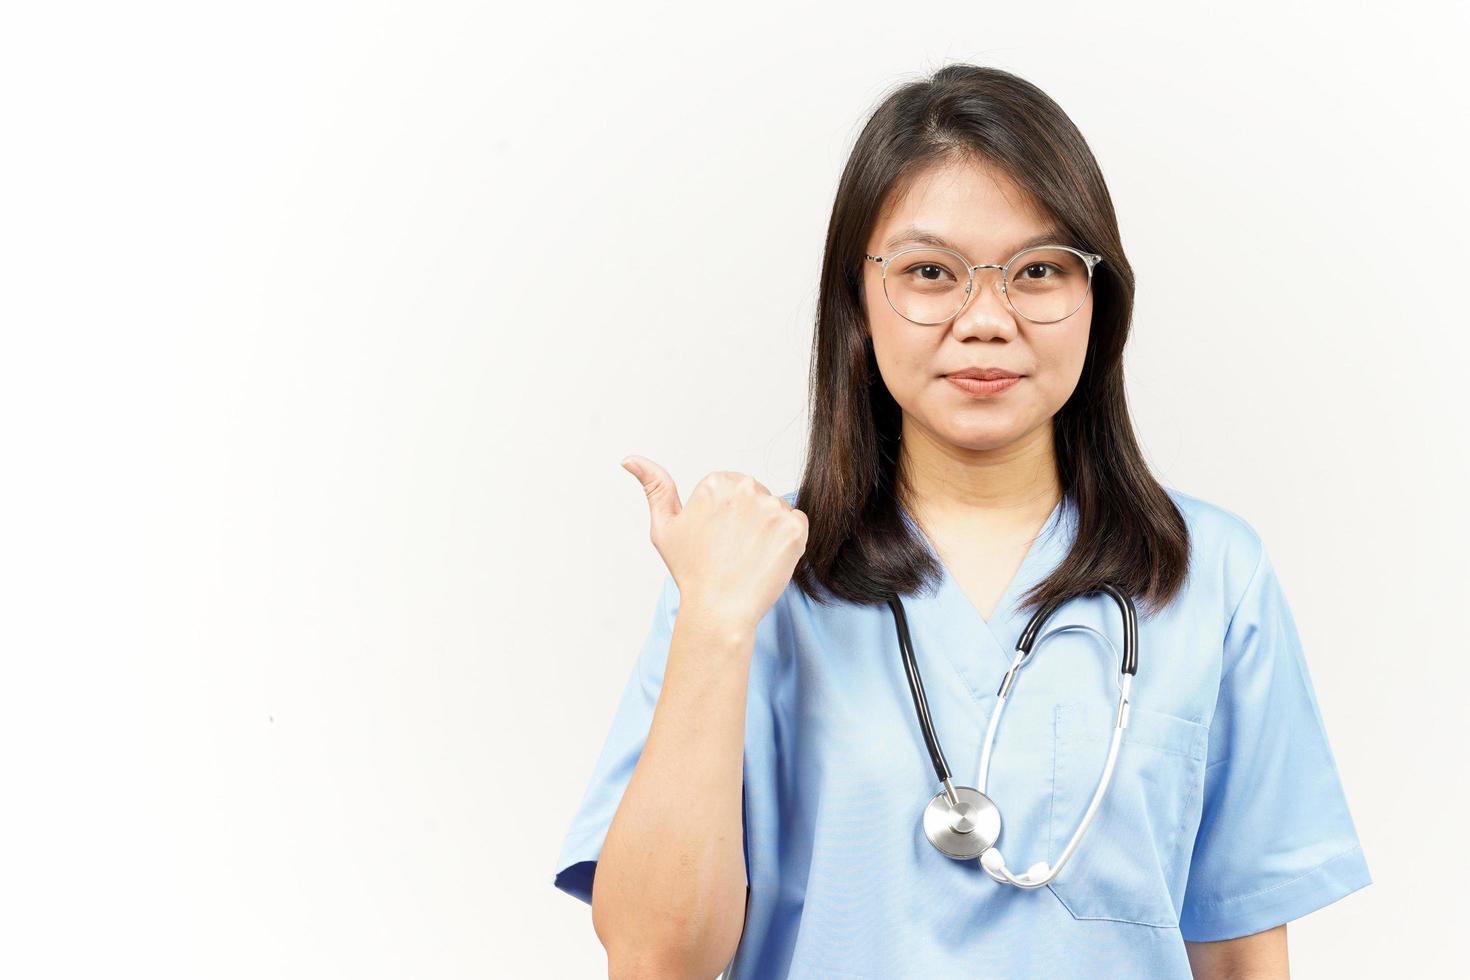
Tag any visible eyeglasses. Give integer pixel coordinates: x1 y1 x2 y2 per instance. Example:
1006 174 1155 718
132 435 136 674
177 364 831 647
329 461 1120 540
865 244 1104 325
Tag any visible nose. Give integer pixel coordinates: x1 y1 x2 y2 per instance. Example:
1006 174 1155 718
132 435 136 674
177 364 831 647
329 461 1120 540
951 264 1017 340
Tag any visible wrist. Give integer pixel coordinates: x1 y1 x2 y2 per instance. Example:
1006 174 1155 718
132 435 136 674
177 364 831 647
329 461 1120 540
675 602 759 645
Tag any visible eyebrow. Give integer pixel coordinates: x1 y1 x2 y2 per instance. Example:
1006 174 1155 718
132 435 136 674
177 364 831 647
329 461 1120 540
881 225 1070 256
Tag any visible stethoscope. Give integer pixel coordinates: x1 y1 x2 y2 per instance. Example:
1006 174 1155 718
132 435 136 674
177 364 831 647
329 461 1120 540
885 583 1138 889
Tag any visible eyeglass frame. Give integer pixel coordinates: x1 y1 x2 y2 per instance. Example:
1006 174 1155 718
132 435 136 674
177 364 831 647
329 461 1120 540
864 243 1105 325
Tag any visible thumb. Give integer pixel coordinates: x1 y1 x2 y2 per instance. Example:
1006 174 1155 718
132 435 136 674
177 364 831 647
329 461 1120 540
621 454 682 531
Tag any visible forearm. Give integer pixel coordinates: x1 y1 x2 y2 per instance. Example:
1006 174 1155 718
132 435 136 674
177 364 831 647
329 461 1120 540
592 608 754 979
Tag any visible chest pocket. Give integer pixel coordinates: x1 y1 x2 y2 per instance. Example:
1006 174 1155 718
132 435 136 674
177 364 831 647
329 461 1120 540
1045 700 1208 927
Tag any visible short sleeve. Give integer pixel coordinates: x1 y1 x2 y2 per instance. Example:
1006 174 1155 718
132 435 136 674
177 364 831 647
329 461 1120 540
1178 541 1372 941
552 571 746 906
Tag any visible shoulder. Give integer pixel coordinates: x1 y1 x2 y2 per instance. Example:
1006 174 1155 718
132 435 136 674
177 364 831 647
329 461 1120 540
1162 485 1268 602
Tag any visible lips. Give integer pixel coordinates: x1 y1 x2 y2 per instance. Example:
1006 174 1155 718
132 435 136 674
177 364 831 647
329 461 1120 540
945 368 1022 381
945 374 1021 396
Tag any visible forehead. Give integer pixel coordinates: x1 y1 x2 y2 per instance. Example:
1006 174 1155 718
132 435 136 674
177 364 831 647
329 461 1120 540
872 157 1062 258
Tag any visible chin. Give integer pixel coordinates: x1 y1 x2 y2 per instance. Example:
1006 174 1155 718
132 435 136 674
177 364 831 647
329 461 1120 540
938 420 1025 452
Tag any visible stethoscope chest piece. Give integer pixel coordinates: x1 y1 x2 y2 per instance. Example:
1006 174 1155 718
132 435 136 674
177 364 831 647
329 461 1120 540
922 785 1000 859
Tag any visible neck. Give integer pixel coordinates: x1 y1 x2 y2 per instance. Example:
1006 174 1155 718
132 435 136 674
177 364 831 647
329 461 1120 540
897 415 1062 525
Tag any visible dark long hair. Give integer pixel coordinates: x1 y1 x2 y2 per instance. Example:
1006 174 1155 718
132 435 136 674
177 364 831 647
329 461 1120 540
792 64 1190 619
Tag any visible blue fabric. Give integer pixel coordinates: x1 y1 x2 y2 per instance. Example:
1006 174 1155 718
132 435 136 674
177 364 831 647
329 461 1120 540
552 488 1371 977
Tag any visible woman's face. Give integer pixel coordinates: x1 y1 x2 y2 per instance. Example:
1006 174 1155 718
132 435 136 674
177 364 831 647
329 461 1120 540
863 156 1093 454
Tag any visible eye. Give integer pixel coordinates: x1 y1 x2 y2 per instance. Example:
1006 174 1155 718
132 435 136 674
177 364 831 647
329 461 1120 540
901 262 957 282
1015 262 1059 281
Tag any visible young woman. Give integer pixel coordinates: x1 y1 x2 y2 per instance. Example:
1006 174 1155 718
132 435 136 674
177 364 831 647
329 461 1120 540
553 64 1371 979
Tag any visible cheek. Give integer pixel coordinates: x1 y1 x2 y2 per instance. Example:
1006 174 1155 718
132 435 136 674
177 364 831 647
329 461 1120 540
865 290 927 386
1031 319 1091 402
868 320 932 399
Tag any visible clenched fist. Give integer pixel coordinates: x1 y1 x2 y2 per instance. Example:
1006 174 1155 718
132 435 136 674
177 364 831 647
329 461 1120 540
621 456 809 633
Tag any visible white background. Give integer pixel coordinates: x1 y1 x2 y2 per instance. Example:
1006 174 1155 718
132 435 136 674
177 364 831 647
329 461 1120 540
2 1 1465 977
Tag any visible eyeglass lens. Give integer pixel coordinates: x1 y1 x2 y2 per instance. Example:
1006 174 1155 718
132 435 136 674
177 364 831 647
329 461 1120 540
883 247 1091 324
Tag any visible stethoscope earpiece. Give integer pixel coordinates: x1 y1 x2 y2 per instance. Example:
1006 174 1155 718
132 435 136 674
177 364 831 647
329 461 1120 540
887 584 1139 890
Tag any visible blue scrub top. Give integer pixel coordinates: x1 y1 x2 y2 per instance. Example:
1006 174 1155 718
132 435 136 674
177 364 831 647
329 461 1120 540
553 488 1371 978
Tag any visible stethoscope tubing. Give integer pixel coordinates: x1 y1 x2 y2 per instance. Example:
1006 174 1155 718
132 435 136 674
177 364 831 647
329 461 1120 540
887 591 957 790
886 583 1140 888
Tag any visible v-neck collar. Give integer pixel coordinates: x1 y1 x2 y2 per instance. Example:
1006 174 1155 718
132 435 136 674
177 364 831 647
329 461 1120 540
898 495 1074 703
